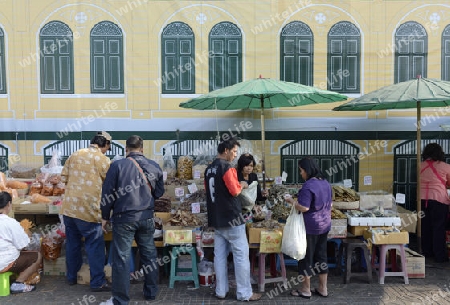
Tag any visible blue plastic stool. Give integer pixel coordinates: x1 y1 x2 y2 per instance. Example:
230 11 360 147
0 272 13 297
168 246 199 288
327 238 343 268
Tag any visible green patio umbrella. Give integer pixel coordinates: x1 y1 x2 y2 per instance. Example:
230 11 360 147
333 76 450 251
180 77 347 188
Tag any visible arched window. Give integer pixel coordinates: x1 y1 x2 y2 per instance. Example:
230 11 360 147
394 21 427 83
280 21 313 86
40 21 74 94
442 24 450 81
209 22 242 91
327 21 361 93
161 22 195 94
90 21 123 93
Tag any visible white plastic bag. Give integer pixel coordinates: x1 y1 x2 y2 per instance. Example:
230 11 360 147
239 181 258 212
281 204 306 260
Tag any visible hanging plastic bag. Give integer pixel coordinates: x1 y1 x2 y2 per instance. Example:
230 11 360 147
163 148 176 179
239 181 258 213
281 204 306 260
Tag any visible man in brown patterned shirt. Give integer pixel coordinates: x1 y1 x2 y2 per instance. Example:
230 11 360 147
60 131 112 292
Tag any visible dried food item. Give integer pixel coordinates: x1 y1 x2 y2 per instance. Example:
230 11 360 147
154 217 163 230
52 182 65 196
0 171 6 190
41 234 63 261
332 185 359 202
177 156 194 180
4 188 18 199
154 197 172 212
31 193 51 203
40 182 54 196
29 181 42 195
167 209 204 227
163 149 177 179
180 190 207 213
250 219 282 229
47 174 61 185
10 164 40 179
271 203 290 221
5 179 29 189
331 207 347 219
164 177 189 186
19 219 34 236
267 184 291 205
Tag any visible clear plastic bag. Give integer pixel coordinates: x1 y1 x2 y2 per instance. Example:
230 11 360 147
163 148 176 179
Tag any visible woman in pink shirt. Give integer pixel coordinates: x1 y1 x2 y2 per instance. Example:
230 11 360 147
420 143 450 263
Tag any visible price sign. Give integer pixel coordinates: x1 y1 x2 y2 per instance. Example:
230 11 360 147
343 179 352 188
188 183 198 194
191 202 200 214
395 193 406 204
175 187 185 198
163 171 167 181
363 176 372 186
274 176 283 185
193 170 201 179
281 171 288 182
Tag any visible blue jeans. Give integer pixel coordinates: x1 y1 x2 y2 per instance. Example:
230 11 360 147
214 224 252 301
111 218 158 305
63 216 106 288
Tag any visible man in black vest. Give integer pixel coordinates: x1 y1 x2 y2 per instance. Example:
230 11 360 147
205 138 262 302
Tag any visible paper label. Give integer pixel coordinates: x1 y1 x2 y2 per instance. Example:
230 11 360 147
281 171 288 182
259 230 283 253
343 179 352 188
191 202 200 214
193 170 201 179
274 176 283 185
188 183 198 194
395 193 406 204
175 187 185 197
363 176 372 186
163 171 167 181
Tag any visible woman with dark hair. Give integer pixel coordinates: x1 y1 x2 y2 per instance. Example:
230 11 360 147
285 157 332 299
420 142 450 263
237 153 268 204
0 191 42 293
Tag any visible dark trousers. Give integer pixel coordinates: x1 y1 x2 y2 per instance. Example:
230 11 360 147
421 199 449 262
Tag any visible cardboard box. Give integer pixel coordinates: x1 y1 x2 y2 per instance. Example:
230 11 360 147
348 225 368 236
247 224 284 244
163 226 196 245
401 248 425 278
328 219 347 238
332 201 359 210
259 230 283 253
43 256 66 276
363 228 409 245
155 212 172 223
359 193 394 210
396 206 417 233
12 201 48 214
77 264 112 285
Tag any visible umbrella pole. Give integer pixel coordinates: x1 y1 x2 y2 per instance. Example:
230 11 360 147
260 97 266 190
416 101 422 253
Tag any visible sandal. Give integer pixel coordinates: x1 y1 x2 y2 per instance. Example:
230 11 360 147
290 289 311 299
312 288 328 297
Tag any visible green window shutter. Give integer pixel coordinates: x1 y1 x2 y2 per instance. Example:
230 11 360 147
280 21 313 86
0 30 6 93
394 21 428 83
209 22 242 92
161 22 195 94
40 21 74 94
91 21 123 93
442 25 450 80
327 21 360 93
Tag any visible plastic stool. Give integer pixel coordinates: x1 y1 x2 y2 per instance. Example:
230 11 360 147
275 253 298 271
168 246 199 288
0 272 13 297
337 239 372 284
257 252 287 292
371 244 409 285
327 238 343 268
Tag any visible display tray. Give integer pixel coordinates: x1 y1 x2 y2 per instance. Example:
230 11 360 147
332 200 359 210
348 216 401 226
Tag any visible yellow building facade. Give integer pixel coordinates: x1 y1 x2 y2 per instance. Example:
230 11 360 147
1 1 450 208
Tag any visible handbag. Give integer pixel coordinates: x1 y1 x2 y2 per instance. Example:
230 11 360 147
281 204 306 260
